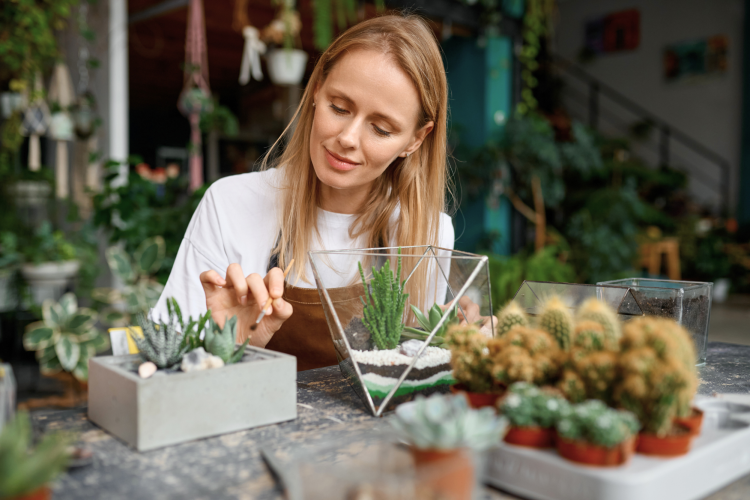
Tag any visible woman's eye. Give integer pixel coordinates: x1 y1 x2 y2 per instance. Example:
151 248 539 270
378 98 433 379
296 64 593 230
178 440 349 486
329 103 347 115
373 125 391 137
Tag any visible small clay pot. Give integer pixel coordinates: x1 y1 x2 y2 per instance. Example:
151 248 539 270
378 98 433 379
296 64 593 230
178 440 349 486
637 424 693 457
450 384 503 409
410 447 475 500
504 425 556 448
674 407 704 436
556 436 636 466
8 486 52 500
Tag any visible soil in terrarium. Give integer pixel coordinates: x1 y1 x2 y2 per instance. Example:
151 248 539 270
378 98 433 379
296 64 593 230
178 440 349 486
629 292 710 342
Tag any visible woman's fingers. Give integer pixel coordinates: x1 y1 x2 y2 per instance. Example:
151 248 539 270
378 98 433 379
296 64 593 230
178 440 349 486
225 263 249 305
263 267 285 299
200 270 227 293
246 273 270 312
455 296 481 324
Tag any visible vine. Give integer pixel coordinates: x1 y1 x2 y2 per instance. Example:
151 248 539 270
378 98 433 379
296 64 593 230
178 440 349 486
517 0 555 115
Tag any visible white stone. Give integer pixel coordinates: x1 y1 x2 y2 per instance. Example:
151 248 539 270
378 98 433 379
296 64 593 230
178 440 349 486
205 355 225 369
351 345 451 369
138 361 157 379
399 339 426 357
181 347 210 372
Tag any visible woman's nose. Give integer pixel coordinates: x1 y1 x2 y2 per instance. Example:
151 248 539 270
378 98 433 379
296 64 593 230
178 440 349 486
337 120 360 150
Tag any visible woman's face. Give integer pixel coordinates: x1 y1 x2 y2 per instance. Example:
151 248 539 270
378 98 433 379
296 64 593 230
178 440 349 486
310 49 433 210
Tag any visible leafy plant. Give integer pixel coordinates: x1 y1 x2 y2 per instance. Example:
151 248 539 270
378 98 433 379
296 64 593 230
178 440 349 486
0 411 72 499
204 316 249 364
499 382 570 429
23 293 109 382
446 324 496 394
401 303 458 347
0 231 21 269
487 325 561 386
391 393 506 451
358 250 409 350
199 98 239 136
311 0 385 52
131 312 190 370
20 221 77 264
165 297 212 351
556 400 640 448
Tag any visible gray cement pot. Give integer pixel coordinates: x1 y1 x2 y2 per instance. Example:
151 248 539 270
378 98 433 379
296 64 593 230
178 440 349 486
88 347 297 451
21 260 80 306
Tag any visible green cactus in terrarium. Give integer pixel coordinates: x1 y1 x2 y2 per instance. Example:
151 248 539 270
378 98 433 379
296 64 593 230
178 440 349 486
131 313 190 369
538 296 574 350
446 324 495 393
204 316 250 364
402 303 458 347
496 301 528 337
499 382 570 428
487 326 561 386
555 400 640 448
613 316 698 436
576 298 621 349
358 249 409 350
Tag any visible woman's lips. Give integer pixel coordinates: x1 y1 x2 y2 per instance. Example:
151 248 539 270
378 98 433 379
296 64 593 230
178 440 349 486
325 148 359 171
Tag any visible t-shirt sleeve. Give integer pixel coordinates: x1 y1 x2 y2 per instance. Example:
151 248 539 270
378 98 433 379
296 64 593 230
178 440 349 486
434 213 455 305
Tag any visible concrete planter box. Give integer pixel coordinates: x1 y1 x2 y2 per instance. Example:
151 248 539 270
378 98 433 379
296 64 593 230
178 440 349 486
88 347 297 451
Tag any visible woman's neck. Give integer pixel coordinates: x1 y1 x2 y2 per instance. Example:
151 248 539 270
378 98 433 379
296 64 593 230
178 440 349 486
318 182 371 214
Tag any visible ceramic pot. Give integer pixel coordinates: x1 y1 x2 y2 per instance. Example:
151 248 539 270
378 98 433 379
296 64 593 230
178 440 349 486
8 486 51 500
450 384 503 409
674 407 704 436
504 425 556 448
410 447 474 500
637 425 693 457
21 260 80 305
266 49 308 85
556 436 636 466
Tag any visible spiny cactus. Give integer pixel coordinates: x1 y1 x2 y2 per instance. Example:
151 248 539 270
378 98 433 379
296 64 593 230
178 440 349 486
132 313 190 369
402 303 458 347
558 320 619 404
358 249 409 350
487 326 561 386
496 301 528 337
446 324 495 393
499 382 570 429
614 316 698 436
576 298 621 349
538 296 574 350
204 316 250 364
556 400 640 448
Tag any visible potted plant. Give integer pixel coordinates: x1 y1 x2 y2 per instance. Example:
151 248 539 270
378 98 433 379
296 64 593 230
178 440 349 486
87 297 296 451
390 393 507 500
0 231 21 312
261 0 307 86
0 411 71 500
445 324 501 408
614 316 699 456
487 324 561 387
555 400 640 466
19 222 79 306
499 382 569 448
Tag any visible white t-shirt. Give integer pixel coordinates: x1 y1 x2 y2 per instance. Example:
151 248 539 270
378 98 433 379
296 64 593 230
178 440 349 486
151 168 455 322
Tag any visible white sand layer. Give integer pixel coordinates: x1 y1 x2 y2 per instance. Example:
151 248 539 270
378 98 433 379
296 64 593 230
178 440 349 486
351 346 451 369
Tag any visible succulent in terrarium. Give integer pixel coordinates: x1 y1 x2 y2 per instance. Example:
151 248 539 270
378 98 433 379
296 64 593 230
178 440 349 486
555 400 640 448
132 313 190 370
23 293 110 382
358 249 409 350
499 382 570 429
204 316 250 364
613 316 698 436
487 326 561 386
445 324 496 394
537 296 574 350
575 298 621 349
402 303 458 347
496 301 528 337
390 393 507 451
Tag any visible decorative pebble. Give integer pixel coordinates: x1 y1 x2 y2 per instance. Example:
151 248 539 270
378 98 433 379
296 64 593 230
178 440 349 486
398 339 426 357
138 361 157 379
181 347 225 372
351 345 450 369
205 355 225 369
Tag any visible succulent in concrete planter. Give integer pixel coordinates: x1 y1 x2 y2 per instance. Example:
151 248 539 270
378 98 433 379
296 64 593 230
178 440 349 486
132 313 190 370
499 382 570 448
446 324 501 407
487 326 561 387
204 316 250 364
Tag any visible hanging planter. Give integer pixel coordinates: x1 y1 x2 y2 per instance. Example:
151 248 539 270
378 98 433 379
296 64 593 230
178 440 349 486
266 48 308 86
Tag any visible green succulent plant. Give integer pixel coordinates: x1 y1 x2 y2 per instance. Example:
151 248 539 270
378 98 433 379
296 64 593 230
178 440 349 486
401 303 458 347
204 316 249 364
0 231 21 269
358 249 409 350
165 297 212 351
0 412 72 499
23 293 110 382
499 382 570 429
496 301 528 337
131 313 189 369
555 400 640 448
92 236 166 326
446 324 496 394
391 394 507 451
537 296 574 350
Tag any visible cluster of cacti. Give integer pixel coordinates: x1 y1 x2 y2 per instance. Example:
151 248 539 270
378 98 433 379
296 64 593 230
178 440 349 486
576 298 621 350
204 316 250 364
496 301 529 336
445 324 495 393
613 316 698 436
555 400 640 448
358 249 409 350
499 382 570 428
402 303 458 347
487 326 561 386
537 297 575 350
132 313 190 369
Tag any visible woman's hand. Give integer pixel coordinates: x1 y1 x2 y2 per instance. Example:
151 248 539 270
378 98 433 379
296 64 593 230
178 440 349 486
443 296 497 338
200 264 293 347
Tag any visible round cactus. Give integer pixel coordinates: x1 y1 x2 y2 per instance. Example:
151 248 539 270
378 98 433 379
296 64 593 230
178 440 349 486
576 298 622 349
558 321 619 404
487 326 561 386
446 324 496 393
496 301 529 337
537 296 574 350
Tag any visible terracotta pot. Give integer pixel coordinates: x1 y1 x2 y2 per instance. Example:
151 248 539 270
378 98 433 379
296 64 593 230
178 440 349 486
450 384 503 409
637 425 693 457
410 447 474 500
674 407 704 436
8 486 51 500
504 425 556 448
556 435 636 466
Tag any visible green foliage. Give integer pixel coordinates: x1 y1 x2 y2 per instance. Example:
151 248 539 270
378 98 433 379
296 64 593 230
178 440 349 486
446 324 495 394
401 303 458 347
132 312 189 369
23 293 109 382
165 297 212 351
199 99 239 136
20 221 77 264
204 316 249 364
495 301 528 337
391 394 506 451
537 296 574 350
358 250 408 350
0 231 21 269
499 382 570 428
516 0 556 114
0 411 72 498
556 400 640 448
312 0 361 52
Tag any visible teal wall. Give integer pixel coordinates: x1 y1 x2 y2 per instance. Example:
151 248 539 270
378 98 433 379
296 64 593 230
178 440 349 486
443 36 513 254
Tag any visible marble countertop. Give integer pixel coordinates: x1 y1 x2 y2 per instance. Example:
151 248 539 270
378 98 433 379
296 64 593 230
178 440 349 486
30 341 750 500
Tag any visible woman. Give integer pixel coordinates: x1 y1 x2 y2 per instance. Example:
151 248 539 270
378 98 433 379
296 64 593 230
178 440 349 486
153 14 480 371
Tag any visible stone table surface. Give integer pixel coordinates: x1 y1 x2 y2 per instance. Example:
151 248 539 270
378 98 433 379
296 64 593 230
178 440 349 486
30 341 750 500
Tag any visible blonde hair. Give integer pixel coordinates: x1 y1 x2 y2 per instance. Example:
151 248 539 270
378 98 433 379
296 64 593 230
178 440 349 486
262 14 452 308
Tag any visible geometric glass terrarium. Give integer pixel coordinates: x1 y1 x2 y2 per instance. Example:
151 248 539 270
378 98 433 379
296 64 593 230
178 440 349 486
310 246 493 416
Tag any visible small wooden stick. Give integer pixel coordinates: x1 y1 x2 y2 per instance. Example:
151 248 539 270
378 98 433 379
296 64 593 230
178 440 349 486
250 259 294 331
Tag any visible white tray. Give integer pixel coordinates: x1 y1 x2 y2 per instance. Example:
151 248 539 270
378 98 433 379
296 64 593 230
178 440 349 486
485 395 750 500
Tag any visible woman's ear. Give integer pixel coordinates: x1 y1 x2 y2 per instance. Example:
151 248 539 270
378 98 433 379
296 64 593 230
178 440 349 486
402 120 434 157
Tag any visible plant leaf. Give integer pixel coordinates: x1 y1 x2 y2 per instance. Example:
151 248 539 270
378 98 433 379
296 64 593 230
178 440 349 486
410 305 431 331
428 304 443 327
23 323 56 350
55 335 81 371
73 358 89 382
134 236 165 276
105 246 135 283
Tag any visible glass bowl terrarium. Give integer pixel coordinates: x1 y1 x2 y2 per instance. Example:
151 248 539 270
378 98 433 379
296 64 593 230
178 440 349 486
310 246 493 416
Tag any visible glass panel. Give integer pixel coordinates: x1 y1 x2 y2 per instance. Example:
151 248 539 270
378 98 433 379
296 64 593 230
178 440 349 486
512 281 644 320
